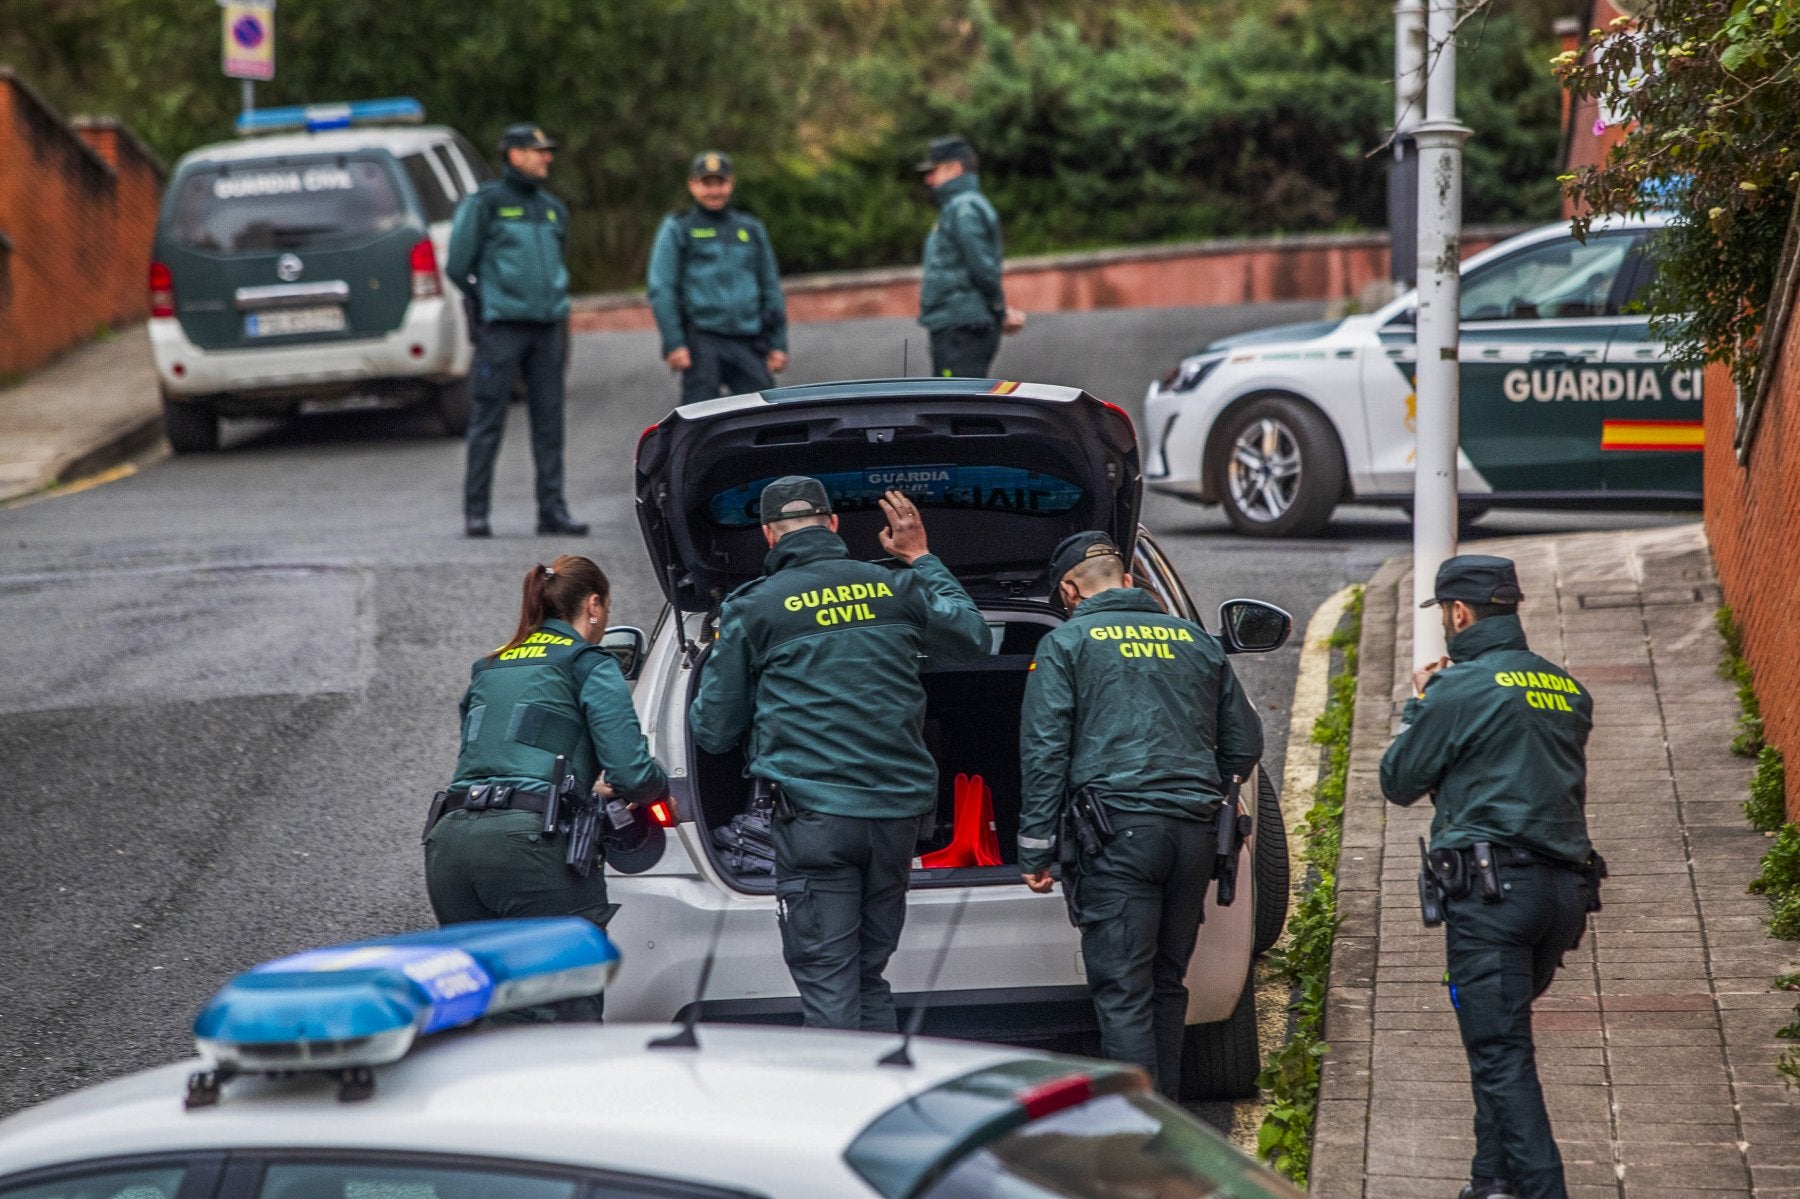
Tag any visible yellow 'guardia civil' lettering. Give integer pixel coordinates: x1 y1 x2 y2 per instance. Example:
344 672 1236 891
1088 624 1196 643
784 582 895 612
816 603 878 627
522 631 575 647
1493 670 1581 695
498 644 549 661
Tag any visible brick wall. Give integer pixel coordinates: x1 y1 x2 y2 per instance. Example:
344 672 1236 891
1704 342 1800 816
0 70 164 376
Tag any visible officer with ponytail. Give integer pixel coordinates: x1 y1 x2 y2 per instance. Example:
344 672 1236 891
425 554 668 1021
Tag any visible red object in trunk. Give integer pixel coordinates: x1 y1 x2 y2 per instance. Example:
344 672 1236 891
920 773 1003 868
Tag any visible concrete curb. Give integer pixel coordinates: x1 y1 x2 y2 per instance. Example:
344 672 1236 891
0 411 163 505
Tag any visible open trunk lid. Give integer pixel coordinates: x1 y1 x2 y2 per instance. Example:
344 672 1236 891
634 379 1142 611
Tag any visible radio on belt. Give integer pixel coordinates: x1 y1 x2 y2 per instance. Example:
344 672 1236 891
185 918 619 1107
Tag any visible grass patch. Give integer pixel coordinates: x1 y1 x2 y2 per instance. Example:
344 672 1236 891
1256 587 1362 1184
1715 607 1766 758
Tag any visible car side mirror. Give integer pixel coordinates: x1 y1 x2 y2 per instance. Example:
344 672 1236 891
1218 600 1292 654
600 625 648 681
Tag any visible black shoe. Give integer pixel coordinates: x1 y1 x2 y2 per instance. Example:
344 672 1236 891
465 515 492 538
1458 1182 1517 1199
536 508 589 536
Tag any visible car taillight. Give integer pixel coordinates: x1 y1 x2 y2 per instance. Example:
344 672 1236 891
1015 1074 1094 1120
410 239 442 299
647 799 677 828
148 262 175 319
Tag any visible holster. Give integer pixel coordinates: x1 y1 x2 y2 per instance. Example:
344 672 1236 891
1470 841 1504 903
1582 850 1609 913
1426 845 1472 900
422 790 449 844
1417 837 1444 927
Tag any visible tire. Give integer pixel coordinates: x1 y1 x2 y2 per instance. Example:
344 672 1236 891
1179 973 1261 1101
162 391 220 454
434 377 472 436
1252 770 1290 957
1212 396 1345 538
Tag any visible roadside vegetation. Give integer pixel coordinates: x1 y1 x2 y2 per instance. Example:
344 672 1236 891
3 0 1564 288
1256 588 1362 1183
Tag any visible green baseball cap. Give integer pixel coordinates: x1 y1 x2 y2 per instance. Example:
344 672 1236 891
1420 554 1524 608
500 124 556 152
690 150 734 180
759 476 832 525
1046 531 1123 594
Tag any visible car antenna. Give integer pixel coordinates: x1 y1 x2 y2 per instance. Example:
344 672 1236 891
879 892 969 1069
648 907 727 1051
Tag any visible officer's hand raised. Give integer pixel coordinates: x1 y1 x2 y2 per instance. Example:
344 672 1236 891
1411 656 1451 698
879 490 929 564
1021 870 1056 894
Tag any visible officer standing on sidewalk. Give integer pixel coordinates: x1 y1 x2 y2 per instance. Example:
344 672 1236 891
646 151 789 404
1380 555 1600 1199
915 136 1026 377
1016 532 1263 1097
447 123 587 538
690 478 987 1030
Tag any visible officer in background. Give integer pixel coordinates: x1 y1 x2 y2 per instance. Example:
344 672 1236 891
446 124 587 538
425 554 669 1021
646 151 789 404
691 477 987 1030
916 136 1026 378
1017 532 1263 1096
1380 555 1598 1199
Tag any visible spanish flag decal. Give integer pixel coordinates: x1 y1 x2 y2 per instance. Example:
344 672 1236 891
1600 420 1704 452
987 380 1021 395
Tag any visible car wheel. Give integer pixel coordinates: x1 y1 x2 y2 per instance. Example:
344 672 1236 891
1214 397 1344 538
1179 973 1260 1101
162 390 220 454
434 377 472 436
1252 770 1289 957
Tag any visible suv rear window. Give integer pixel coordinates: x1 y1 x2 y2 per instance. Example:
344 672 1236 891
169 156 406 253
708 465 1085 527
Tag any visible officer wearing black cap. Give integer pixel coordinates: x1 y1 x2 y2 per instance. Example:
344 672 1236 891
1381 554 1600 1199
916 135 1026 378
1016 531 1263 1096
646 151 789 404
446 123 586 538
690 477 987 1029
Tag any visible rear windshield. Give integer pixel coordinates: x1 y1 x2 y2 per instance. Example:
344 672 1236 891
168 155 406 253
708 465 1085 528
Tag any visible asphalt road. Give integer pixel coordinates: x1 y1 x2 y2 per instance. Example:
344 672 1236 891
0 302 1689 1122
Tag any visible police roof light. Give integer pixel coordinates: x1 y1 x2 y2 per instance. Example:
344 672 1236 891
192 918 619 1073
236 97 425 137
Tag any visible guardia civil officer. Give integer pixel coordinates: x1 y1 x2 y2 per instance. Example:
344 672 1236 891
1017 533 1263 1097
1380 555 1599 1199
646 151 789 405
690 477 987 1030
916 136 1026 377
425 554 669 1021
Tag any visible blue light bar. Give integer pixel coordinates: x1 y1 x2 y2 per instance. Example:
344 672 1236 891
236 97 425 137
193 918 619 1072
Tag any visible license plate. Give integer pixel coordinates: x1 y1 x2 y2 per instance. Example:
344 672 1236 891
246 305 346 338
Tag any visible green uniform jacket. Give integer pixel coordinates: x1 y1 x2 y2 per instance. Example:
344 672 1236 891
451 619 667 802
1016 587 1264 873
445 167 571 325
689 526 988 818
645 206 788 357
1379 614 1594 863
918 174 1005 333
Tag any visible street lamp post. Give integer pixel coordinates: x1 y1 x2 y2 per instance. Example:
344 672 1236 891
1411 0 1470 665
1390 0 1426 289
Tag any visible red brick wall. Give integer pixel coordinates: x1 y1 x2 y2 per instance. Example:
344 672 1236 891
1704 351 1800 816
0 71 164 376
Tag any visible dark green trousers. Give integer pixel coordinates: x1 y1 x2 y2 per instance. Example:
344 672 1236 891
424 807 610 1022
772 807 916 1031
1444 861 1590 1199
464 319 567 521
1071 811 1217 1096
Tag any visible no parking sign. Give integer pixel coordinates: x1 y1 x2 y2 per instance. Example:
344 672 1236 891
221 0 275 81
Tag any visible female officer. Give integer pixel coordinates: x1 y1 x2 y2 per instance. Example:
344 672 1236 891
425 554 667 1020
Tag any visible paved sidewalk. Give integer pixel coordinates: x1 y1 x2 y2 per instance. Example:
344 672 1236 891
0 325 162 503
1312 523 1800 1199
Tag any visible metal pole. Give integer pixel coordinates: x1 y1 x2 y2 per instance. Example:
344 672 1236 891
1390 0 1426 288
1410 0 1470 667
242 80 254 117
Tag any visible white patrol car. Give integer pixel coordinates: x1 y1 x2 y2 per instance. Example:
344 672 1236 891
1143 215 1702 536
600 378 1293 1103
149 100 488 452
0 920 1303 1199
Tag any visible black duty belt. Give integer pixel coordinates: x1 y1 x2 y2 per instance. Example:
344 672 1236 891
1491 844 1584 872
445 785 552 816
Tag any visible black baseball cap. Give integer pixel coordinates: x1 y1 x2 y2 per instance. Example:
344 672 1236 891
599 809 666 875
1047 531 1123 594
500 124 556 152
690 150 734 180
1420 554 1524 608
759 476 833 524
916 135 977 172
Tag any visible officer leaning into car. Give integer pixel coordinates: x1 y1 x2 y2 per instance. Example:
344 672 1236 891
446 123 587 539
1016 532 1263 1097
425 554 670 1021
916 136 1026 378
1380 555 1602 1199
646 151 789 405
690 477 988 1030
